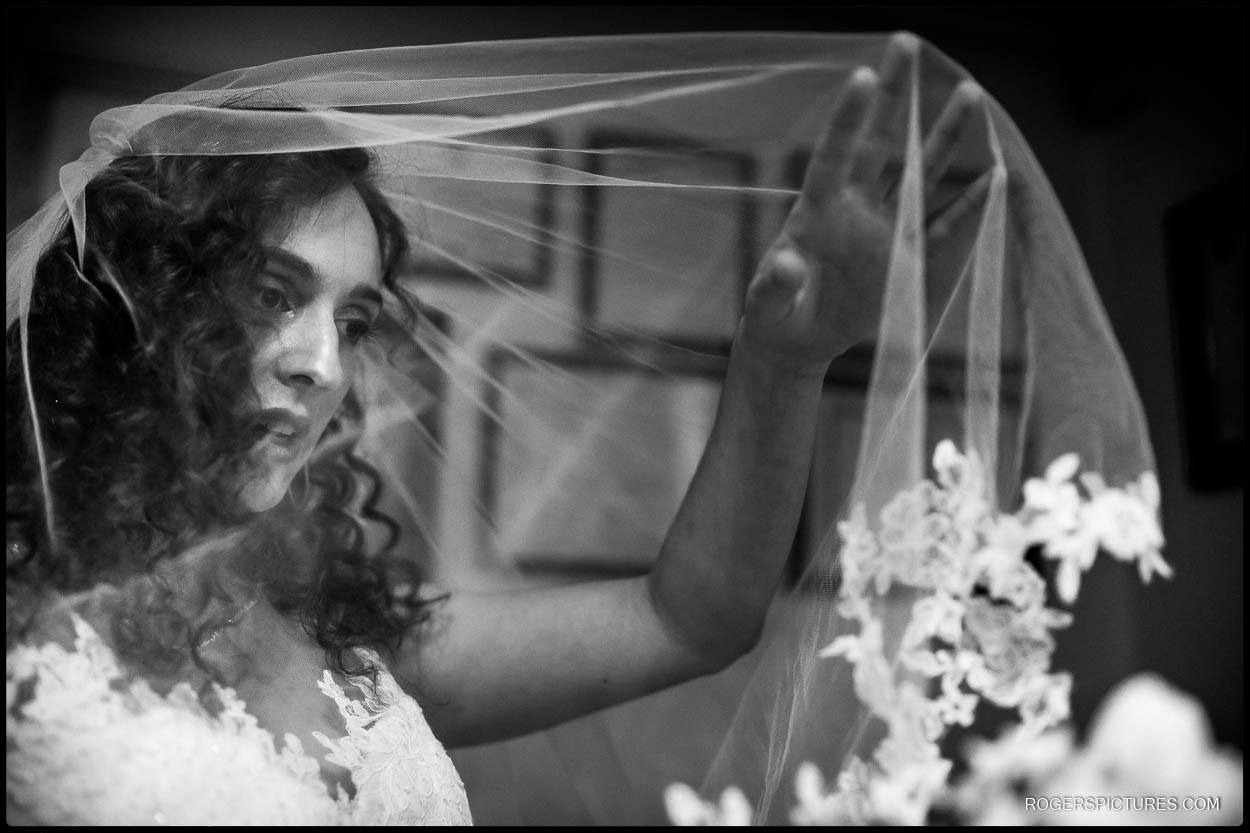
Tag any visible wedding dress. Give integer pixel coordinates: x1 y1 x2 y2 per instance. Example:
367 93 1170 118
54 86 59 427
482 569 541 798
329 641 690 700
7 603 473 825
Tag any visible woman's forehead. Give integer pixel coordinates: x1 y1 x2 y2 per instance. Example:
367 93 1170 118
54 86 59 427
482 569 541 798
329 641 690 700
264 186 384 295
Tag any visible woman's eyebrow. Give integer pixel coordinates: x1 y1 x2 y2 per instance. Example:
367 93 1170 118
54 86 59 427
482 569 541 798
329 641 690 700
262 246 316 280
262 246 383 307
349 285 384 307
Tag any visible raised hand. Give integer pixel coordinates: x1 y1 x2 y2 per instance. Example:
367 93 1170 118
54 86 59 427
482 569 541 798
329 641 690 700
738 33 987 373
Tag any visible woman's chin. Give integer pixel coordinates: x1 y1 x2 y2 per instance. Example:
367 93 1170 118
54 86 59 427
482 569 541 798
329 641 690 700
236 474 291 514
236 440 310 513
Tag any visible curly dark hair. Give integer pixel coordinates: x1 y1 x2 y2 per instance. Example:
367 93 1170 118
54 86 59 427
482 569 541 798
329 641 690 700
6 147 440 683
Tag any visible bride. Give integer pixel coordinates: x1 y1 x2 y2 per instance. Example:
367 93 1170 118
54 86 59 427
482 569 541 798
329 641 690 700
7 31 1157 824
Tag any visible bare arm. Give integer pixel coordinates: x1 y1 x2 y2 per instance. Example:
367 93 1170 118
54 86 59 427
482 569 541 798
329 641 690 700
392 35 983 749
402 344 824 747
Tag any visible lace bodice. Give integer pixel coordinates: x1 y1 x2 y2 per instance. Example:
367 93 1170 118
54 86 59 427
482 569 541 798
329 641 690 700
6 614 473 825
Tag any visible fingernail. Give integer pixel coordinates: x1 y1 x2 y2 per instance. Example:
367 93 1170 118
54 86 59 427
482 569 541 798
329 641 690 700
772 248 808 283
775 248 804 269
955 79 984 101
891 32 921 54
851 66 878 86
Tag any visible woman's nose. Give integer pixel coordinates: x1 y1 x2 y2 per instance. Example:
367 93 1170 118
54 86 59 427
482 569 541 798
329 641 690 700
275 311 344 391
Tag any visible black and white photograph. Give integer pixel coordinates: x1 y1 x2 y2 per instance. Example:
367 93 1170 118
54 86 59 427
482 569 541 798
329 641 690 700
6 4 1243 826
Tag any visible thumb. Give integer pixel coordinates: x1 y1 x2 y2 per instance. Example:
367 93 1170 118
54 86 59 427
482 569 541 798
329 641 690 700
745 246 811 325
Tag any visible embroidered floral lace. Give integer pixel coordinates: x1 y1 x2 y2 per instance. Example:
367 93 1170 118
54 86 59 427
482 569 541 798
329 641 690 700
665 442 1169 825
6 614 473 825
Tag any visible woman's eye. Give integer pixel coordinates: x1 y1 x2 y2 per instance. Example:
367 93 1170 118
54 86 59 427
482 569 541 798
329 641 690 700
256 286 292 313
338 318 375 345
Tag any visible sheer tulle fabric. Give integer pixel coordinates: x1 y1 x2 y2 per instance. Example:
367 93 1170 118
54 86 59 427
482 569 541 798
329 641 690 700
6 33 1155 824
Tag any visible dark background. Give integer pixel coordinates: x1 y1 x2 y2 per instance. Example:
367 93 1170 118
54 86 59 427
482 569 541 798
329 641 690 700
6 3 1244 751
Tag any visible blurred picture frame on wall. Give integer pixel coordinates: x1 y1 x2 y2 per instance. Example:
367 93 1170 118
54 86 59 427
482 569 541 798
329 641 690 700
477 339 729 578
1164 173 1245 492
407 126 558 289
577 130 758 344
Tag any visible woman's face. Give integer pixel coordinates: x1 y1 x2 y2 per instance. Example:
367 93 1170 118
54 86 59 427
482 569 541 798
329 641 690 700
237 185 385 512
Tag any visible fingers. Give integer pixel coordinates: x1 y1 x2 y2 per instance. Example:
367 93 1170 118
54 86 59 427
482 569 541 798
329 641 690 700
922 79 985 199
798 66 879 205
847 33 919 190
926 167 994 239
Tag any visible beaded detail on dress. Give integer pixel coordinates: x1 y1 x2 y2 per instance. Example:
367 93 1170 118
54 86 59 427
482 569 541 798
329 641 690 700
6 614 473 825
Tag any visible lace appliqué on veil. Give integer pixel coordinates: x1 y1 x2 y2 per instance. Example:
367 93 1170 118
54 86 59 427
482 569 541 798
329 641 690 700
665 442 1170 826
6 614 472 825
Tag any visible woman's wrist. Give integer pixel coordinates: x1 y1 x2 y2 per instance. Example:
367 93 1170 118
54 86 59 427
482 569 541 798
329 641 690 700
729 321 832 391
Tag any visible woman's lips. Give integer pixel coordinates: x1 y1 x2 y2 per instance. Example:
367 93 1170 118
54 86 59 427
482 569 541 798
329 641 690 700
252 408 312 449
